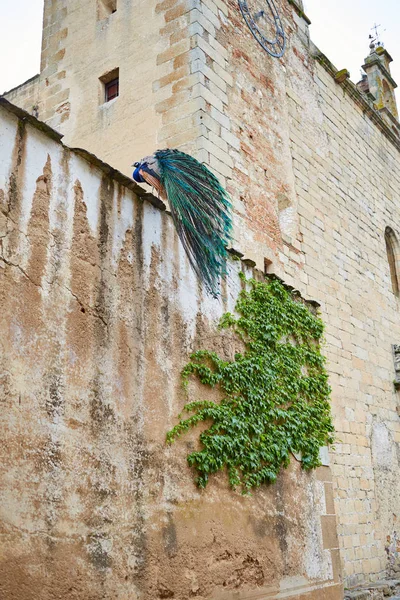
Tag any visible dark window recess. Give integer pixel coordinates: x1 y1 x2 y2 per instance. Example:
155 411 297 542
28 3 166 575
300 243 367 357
99 68 119 104
105 78 119 102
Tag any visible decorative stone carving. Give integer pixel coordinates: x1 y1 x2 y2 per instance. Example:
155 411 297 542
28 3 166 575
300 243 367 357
392 345 400 389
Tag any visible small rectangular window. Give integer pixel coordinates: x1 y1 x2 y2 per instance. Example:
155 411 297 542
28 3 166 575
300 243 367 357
105 78 119 102
97 0 117 20
99 68 119 104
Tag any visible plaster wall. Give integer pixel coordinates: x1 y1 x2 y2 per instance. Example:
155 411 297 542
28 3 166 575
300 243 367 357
0 102 342 599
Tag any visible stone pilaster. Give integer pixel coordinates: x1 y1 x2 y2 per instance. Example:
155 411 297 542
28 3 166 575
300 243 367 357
153 0 239 189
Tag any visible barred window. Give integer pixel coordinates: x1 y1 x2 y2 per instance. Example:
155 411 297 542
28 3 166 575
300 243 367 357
105 78 119 102
99 68 119 104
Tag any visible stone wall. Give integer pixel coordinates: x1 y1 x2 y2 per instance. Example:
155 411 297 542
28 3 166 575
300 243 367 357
0 100 342 599
3 75 41 116
3 0 400 590
4 0 167 176
128 0 400 588
291 57 400 587
201 0 400 588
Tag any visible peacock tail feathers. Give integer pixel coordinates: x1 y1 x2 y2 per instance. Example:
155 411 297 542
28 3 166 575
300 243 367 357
154 149 232 297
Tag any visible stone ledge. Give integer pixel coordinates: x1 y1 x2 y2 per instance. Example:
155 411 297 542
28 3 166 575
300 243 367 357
344 592 370 600
345 579 400 600
2 73 40 97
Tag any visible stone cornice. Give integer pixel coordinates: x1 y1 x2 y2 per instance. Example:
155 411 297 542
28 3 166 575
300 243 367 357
376 45 394 64
1 73 40 97
362 57 398 89
287 0 311 25
314 51 400 154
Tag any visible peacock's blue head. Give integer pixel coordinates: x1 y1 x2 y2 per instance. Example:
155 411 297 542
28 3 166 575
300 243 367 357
132 161 145 183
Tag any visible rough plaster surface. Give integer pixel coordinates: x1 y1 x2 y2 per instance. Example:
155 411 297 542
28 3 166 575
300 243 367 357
0 105 341 599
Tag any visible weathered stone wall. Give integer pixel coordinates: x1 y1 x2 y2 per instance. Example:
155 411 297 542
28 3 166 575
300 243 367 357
198 0 400 588
4 0 166 176
290 57 400 586
0 101 342 599
3 0 400 591
3 75 41 116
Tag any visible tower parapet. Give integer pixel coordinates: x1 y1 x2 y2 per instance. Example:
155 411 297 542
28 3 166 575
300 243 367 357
358 41 399 126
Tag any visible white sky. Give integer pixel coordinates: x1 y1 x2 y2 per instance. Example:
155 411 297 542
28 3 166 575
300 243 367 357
0 0 44 94
0 1 399 94
304 0 400 87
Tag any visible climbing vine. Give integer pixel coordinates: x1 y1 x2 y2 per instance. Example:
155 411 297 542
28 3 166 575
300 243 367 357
167 274 335 492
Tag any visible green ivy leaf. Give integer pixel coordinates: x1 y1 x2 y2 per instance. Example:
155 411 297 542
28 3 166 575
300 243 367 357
167 276 335 491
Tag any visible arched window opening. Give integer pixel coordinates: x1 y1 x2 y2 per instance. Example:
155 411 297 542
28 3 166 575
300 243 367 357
383 80 392 107
385 227 400 296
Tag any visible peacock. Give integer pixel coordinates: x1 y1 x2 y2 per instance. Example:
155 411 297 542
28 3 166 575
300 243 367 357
132 149 232 297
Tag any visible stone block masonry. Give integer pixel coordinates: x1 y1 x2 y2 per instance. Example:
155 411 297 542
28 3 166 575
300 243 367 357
3 75 41 116
152 0 287 269
286 53 400 587
154 0 236 190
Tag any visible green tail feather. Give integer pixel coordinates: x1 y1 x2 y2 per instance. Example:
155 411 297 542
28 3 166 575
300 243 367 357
155 149 232 297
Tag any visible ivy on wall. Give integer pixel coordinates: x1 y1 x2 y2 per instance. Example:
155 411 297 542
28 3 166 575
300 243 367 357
167 274 335 492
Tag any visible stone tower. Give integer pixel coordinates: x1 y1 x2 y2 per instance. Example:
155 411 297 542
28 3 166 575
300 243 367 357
358 41 399 128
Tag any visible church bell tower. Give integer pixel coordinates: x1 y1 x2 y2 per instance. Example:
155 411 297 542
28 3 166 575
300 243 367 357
360 40 399 125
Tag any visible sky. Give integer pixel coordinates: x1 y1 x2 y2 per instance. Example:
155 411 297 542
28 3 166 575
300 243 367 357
0 1 399 93
304 0 400 87
0 0 44 94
